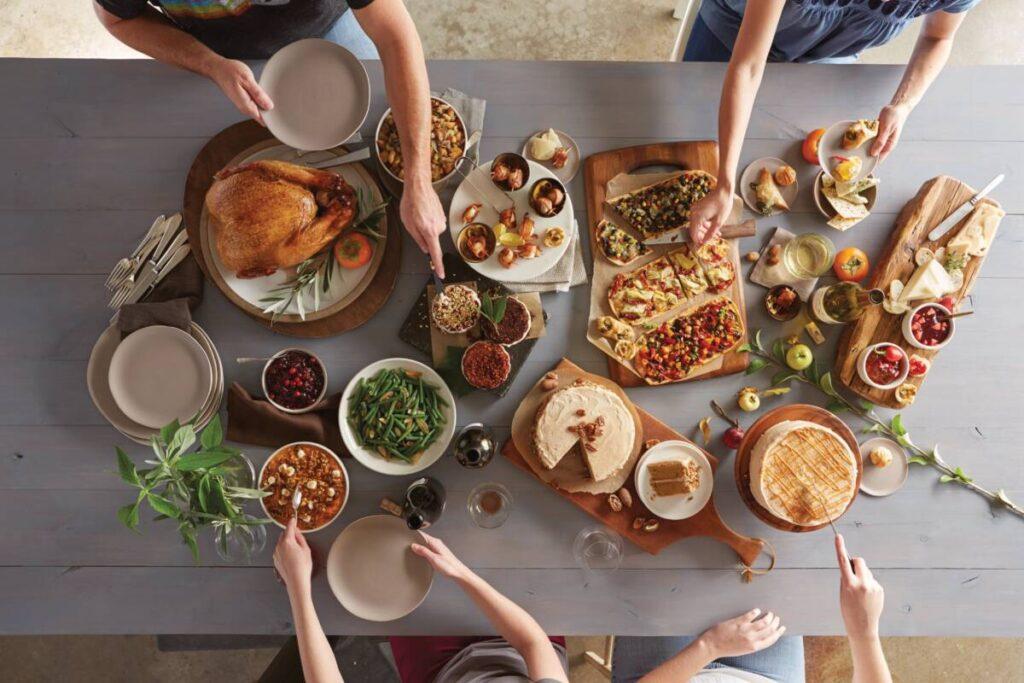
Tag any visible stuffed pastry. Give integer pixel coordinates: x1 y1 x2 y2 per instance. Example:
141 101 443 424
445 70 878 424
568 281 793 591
752 167 790 216
841 119 879 150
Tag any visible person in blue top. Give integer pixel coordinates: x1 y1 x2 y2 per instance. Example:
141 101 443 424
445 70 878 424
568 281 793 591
684 0 982 245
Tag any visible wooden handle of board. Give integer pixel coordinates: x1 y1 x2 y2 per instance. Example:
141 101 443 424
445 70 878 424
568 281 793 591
719 219 756 240
701 505 766 568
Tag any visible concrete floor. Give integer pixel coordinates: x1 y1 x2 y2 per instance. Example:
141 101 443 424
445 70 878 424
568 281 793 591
2 1 1022 681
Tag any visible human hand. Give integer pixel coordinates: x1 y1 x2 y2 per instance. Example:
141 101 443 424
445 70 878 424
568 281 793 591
869 103 909 163
688 186 733 245
273 517 313 597
207 57 274 125
410 532 470 581
836 534 885 641
697 608 786 660
400 181 447 278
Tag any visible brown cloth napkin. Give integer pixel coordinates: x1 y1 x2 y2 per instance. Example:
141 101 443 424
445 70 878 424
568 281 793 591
116 299 192 337
226 382 347 455
145 253 205 310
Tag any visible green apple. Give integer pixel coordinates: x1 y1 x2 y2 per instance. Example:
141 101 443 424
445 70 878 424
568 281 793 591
786 343 814 371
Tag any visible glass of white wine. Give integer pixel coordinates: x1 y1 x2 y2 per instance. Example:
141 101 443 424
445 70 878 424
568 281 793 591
784 233 835 279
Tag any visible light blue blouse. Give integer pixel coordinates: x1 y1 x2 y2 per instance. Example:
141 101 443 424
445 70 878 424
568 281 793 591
699 0 981 63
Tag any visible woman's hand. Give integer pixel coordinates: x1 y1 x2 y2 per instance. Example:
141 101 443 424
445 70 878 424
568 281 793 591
411 532 470 580
870 103 909 163
835 534 885 641
207 57 274 125
274 517 313 597
400 181 447 278
688 186 734 245
697 608 786 660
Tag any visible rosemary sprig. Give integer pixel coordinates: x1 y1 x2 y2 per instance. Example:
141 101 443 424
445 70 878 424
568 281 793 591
738 329 1023 520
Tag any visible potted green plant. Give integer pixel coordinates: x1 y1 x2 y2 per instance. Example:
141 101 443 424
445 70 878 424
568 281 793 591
115 415 270 562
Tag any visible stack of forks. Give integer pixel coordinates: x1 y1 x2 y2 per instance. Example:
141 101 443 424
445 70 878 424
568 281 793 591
107 214 191 310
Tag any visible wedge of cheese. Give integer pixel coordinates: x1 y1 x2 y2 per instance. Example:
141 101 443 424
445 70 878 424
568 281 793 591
898 258 957 303
947 202 1004 258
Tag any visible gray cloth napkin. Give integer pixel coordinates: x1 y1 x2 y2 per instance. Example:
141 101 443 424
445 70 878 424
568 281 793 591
749 226 818 300
502 219 589 294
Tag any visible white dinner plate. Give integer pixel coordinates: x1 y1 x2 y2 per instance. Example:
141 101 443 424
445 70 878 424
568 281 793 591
339 358 456 476
447 158 575 283
858 437 909 497
740 157 798 216
108 326 213 429
260 39 370 151
634 440 714 521
818 119 880 184
327 515 434 622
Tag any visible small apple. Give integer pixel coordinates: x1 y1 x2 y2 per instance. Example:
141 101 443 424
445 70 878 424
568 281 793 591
722 426 745 450
737 389 761 412
786 343 814 371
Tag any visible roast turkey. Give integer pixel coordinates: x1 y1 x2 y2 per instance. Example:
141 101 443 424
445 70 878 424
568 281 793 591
205 160 357 278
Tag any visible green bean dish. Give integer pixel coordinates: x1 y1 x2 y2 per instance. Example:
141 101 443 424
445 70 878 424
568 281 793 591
347 368 449 463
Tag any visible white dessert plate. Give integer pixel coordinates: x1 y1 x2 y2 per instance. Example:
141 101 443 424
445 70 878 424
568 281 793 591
326 515 434 622
858 437 908 497
260 39 370 152
818 119 879 184
634 440 714 521
338 358 456 476
108 325 213 429
521 129 581 183
447 158 575 283
740 157 798 216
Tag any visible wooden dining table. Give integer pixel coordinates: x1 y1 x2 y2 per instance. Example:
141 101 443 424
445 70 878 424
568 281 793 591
1 58 1021 637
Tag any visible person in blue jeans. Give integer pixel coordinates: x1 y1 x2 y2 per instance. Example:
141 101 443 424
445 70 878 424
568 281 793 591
93 0 450 278
683 0 983 246
614 534 892 682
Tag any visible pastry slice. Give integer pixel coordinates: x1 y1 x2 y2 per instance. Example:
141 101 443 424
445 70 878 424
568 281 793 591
694 238 736 293
666 244 709 298
607 256 685 324
752 167 790 216
596 220 650 266
841 119 879 150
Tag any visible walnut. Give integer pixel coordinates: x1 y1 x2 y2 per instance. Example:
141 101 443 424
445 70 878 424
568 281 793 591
616 488 633 508
643 519 660 533
576 409 586 417
607 494 623 512
643 439 661 452
632 516 646 530
767 244 782 266
745 251 760 263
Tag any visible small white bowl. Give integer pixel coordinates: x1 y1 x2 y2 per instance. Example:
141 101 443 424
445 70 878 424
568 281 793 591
258 441 350 534
857 342 909 391
261 348 329 415
902 303 955 351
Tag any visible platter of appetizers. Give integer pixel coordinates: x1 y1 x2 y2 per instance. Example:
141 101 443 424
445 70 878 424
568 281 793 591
447 154 575 282
818 118 880 185
834 175 1005 408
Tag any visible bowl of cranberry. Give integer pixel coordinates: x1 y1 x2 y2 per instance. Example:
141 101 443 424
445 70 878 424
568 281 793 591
902 302 955 351
856 342 909 391
262 348 328 414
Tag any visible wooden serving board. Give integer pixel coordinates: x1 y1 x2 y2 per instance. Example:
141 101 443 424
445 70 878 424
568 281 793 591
583 141 749 387
734 404 862 533
182 120 402 338
503 358 765 565
835 176 1002 408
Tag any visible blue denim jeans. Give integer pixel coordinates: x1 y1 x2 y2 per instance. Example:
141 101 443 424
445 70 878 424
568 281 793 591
322 9 379 60
612 636 805 683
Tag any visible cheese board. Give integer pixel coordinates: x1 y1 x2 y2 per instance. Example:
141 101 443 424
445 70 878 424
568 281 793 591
503 358 767 565
583 142 751 387
835 176 1005 408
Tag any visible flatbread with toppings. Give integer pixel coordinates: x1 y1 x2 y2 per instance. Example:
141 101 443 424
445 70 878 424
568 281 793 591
606 171 716 239
595 220 650 266
607 256 685 324
693 238 736 292
665 244 709 298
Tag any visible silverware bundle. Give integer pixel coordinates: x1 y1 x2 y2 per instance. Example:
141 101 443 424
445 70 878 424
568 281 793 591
106 213 190 310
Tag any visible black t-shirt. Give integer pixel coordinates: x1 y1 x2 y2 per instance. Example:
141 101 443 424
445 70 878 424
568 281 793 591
97 0 374 59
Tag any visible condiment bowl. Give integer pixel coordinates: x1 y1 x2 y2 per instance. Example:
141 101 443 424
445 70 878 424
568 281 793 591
902 302 955 351
528 177 567 218
261 348 329 414
764 285 802 321
456 223 496 263
258 441 350 533
857 342 910 391
490 152 530 192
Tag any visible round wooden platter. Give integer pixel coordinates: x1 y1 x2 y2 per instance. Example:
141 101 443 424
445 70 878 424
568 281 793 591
182 120 402 338
734 403 863 533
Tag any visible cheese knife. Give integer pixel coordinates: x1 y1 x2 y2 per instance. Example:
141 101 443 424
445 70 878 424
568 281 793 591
926 174 1004 242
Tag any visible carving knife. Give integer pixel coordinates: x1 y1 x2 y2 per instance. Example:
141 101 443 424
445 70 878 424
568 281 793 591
927 174 1004 242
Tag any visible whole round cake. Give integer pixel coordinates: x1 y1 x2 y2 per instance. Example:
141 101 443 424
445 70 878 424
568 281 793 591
532 380 635 482
749 420 857 526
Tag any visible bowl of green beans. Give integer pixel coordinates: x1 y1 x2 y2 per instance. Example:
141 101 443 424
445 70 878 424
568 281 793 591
339 358 457 475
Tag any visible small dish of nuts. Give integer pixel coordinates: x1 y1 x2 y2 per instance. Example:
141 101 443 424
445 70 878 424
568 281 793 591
375 96 467 186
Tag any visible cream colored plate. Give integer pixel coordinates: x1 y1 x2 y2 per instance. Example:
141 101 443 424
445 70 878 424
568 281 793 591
521 129 581 183
818 119 880 183
260 39 370 152
635 440 713 521
326 515 434 622
740 157 798 217
858 437 909 497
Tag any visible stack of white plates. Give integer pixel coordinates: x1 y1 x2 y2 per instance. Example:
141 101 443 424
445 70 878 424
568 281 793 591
87 323 224 444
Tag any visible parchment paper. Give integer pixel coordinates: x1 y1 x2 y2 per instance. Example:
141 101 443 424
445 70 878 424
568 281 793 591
748 227 819 300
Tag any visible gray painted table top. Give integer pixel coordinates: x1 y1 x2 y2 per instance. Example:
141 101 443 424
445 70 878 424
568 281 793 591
1 58 1021 636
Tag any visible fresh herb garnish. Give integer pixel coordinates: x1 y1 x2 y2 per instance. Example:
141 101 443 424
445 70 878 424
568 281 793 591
479 292 508 327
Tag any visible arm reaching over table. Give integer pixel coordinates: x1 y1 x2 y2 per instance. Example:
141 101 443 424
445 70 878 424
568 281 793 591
836 534 893 683
412 533 569 682
355 0 448 278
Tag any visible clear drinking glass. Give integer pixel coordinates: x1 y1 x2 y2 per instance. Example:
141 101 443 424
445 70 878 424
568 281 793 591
573 526 624 573
467 482 513 529
783 233 836 279
211 454 268 563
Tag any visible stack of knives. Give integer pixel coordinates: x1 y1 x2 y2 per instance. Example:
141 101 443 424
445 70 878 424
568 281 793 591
106 214 191 310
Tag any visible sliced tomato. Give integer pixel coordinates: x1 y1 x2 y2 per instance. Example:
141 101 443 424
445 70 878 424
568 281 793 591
833 247 870 282
802 128 826 164
333 233 373 269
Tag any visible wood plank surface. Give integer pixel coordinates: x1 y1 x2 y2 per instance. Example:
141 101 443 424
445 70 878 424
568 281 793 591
0 58 1022 636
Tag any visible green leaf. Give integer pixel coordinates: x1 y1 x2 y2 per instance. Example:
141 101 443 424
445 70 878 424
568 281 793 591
861 423 885 434
167 424 196 458
895 434 914 448
200 415 223 450
745 358 768 375
735 343 753 354
198 474 212 513
818 372 839 398
771 370 798 387
858 399 875 412
753 329 764 352
179 524 200 563
116 447 140 486
890 414 907 437
224 486 270 500
117 502 140 531
491 296 507 324
940 474 954 483
176 449 237 472
953 467 973 483
771 338 786 364
825 399 847 414
146 493 182 519
907 455 931 466
159 419 180 446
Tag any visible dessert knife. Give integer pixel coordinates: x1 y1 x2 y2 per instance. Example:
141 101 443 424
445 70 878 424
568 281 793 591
927 174 1004 242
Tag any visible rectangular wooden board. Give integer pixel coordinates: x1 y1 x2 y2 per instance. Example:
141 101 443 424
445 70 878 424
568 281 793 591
835 175 1003 408
582 141 749 387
